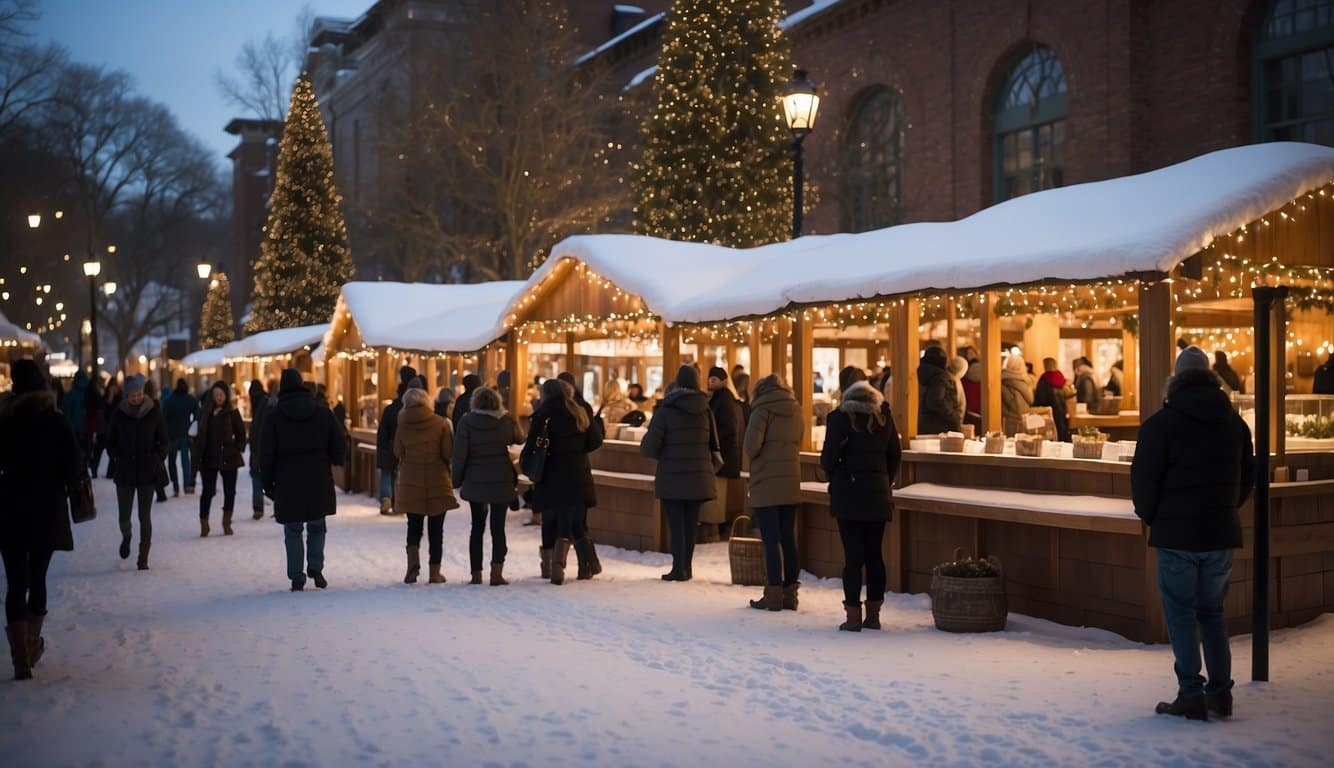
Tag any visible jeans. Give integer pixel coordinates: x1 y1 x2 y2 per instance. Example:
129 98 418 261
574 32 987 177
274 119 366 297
540 505 587 549
116 484 155 545
284 520 327 583
167 436 193 490
250 468 264 512
469 502 509 570
1 547 53 623
406 513 445 565
199 467 237 519
379 468 396 502
663 499 702 576
1156 548 1234 698
837 519 887 605
754 504 799 587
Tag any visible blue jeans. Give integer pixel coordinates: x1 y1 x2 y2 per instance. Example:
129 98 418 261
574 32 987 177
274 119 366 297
1156 548 1234 698
379 468 396 502
168 437 192 491
284 520 327 583
753 505 799 587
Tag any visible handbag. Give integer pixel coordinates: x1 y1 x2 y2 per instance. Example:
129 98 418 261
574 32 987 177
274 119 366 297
519 418 550 483
815 435 848 484
68 474 96 524
187 419 198 438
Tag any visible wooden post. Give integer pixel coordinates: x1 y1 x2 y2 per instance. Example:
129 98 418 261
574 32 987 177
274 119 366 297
342 356 357 426
1121 328 1138 410
506 337 529 417
979 293 1002 434
661 323 681 380
424 357 438 393
791 315 814 450
889 299 921 441
564 333 577 375
1137 279 1175 421
453 354 465 388
771 317 791 382
483 346 500 384
946 297 957 356
376 350 393 408
749 323 767 379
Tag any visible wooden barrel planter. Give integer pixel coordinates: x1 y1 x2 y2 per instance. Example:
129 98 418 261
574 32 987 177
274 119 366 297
930 549 1008 633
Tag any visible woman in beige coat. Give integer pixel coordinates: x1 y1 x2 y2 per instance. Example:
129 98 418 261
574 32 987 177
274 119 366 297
598 378 636 426
1000 354 1034 436
742 375 805 612
394 382 459 584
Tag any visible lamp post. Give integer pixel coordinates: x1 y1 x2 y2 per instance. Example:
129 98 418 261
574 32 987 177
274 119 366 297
27 210 41 229
83 259 101 375
779 68 821 240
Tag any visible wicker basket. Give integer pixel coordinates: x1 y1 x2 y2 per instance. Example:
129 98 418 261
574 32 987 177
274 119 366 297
983 432 1006 454
930 548 1007 633
939 434 965 453
1014 434 1044 457
1072 434 1108 459
728 515 766 586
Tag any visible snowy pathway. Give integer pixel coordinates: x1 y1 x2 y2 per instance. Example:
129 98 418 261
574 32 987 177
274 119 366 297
1 462 1332 766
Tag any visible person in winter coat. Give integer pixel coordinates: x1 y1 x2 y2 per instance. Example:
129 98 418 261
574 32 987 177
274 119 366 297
142 381 171 503
557 371 606 579
376 365 416 515
743 375 804 612
640 366 718 582
104 375 168 570
61 370 88 458
701 366 743 543
453 386 524 586
598 378 635 426
961 359 983 432
393 380 459 584
0 360 83 681
917 346 962 435
1132 347 1254 721
192 381 246 537
524 378 602 585
1073 357 1101 409
433 386 456 421
1000 354 1034 436
162 379 198 496
945 356 968 430
1105 360 1125 397
452 373 483 427
820 380 902 632
1033 358 1072 442
1212 352 1244 394
247 380 274 518
85 377 109 476
261 369 346 592
1314 352 1334 395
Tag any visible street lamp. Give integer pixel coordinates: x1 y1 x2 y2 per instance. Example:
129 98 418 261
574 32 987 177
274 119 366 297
778 68 821 240
196 261 212 280
103 281 117 296
27 211 41 229
83 258 102 374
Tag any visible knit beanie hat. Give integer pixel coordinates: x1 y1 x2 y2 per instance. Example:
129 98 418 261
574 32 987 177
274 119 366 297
674 364 700 390
10 359 46 395
280 368 304 393
1175 346 1210 376
707 366 728 382
125 374 146 395
399 365 417 385
922 346 947 368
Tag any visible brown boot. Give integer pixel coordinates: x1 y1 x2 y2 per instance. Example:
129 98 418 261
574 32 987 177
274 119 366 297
6 623 31 680
749 585 784 611
428 563 446 584
404 546 420 584
782 582 800 611
863 599 883 630
222 510 234 536
490 563 508 586
26 614 45 668
839 602 863 632
200 517 210 537
551 538 571 585
540 547 552 580
137 542 151 571
469 570 483 585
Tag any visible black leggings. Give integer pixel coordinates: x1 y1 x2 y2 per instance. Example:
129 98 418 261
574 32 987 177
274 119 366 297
540 505 586 549
117 484 155 544
406 513 445 565
469 502 508 570
199 467 237 519
837 519 887 605
1 547 54 624
663 499 702 576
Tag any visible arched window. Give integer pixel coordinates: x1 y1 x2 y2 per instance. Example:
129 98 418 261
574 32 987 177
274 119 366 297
1254 0 1334 144
839 87 905 232
993 46 1067 202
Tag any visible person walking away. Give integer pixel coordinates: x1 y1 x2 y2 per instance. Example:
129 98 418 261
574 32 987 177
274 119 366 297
192 381 246 537
1034 358 1073 442
557 372 605 578
376 366 416 515
1073 357 1101 409
161 378 198 496
0 360 83 680
820 381 902 632
599 378 635 426
394 379 459 584
1212 351 1244 394
453 386 524 585
640 366 718 582
742 375 803 611
1314 351 1334 395
143 380 171 503
945 356 968 432
452 373 483 426
434 386 455 421
1132 346 1254 721
702 367 743 543
60 370 89 462
1000 354 1034 436
917 346 961 434
525 379 601 584
248 380 273 519
105 375 168 569
261 369 346 591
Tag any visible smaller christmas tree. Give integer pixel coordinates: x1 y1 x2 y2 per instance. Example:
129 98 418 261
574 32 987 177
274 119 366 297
199 273 235 349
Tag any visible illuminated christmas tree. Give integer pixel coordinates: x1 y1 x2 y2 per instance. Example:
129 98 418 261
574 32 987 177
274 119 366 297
634 0 793 247
248 73 354 333
199 272 235 349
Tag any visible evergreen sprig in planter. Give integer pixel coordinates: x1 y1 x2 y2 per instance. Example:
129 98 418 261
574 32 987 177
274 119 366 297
930 548 1007 633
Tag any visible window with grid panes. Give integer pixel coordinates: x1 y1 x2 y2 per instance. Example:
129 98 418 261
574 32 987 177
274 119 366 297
1255 0 1334 145
993 46 1067 202
839 87 905 232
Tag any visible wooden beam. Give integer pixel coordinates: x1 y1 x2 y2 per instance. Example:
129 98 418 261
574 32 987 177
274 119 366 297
376 350 393 409
792 315 814 451
979 293 1002 434
890 299 920 441
1121 329 1137 410
564 333 576 374
946 298 957 356
749 323 765 379
661 323 681 381
506 337 528 418
771 317 791 382
1137 280 1175 420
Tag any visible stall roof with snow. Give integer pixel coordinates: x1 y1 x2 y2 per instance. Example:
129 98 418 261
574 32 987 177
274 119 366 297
222 324 329 363
181 348 225 371
326 281 528 356
0 308 46 350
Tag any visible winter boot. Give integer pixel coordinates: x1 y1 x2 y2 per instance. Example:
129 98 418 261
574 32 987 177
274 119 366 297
1206 689 1233 718
839 602 863 632
222 509 234 536
119 531 131 560
137 542 151 571
155 487 168 503
379 497 393 516
551 538 572 585
6 623 31 681
404 546 421 584
540 547 552 580
863 599 884 630
290 579 305 592
782 582 800 611
185 485 195 495
490 563 508 586
428 564 446 584
252 506 263 521
749 585 784 611
583 537 602 576
1156 695 1208 721
199 517 210 537
308 570 327 589
574 539 598 580
26 614 45 668
470 570 483 585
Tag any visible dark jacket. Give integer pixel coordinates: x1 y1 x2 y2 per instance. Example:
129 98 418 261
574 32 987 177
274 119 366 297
708 387 743 478
1315 359 1334 395
742 383 803 508
0 391 81 552
83 381 106 435
193 403 246 471
452 384 480 427
162 389 199 441
1131 369 1254 552
1074 367 1100 407
820 383 902 522
261 388 346 524
61 371 88 433
917 362 961 435
453 409 524 504
641 387 718 501
1034 374 1071 442
1213 361 1243 394
376 398 404 472
248 396 277 473
105 397 169 488
523 400 601 510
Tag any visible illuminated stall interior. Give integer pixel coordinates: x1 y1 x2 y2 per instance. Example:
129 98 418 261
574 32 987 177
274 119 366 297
179 347 225 394
221 323 328 419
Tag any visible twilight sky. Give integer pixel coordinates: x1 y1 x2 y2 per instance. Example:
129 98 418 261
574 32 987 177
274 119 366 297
29 0 370 168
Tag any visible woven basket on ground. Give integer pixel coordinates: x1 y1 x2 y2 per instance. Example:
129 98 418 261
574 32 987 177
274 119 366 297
728 515 766 586
930 548 1008 633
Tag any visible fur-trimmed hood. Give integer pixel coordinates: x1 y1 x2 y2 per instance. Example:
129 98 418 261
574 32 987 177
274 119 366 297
839 381 884 415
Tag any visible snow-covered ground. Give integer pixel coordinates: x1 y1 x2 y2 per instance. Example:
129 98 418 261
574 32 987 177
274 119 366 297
2 460 1332 767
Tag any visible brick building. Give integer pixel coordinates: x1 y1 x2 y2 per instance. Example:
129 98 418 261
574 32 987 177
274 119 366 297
223 117 281 325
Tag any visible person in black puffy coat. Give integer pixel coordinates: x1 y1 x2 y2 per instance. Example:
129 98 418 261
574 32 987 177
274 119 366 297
1132 347 1254 722
820 378 902 633
452 386 525 586
376 365 417 516
105 375 168 571
192 381 246 537
522 378 601 585
917 346 962 435
700 366 742 542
